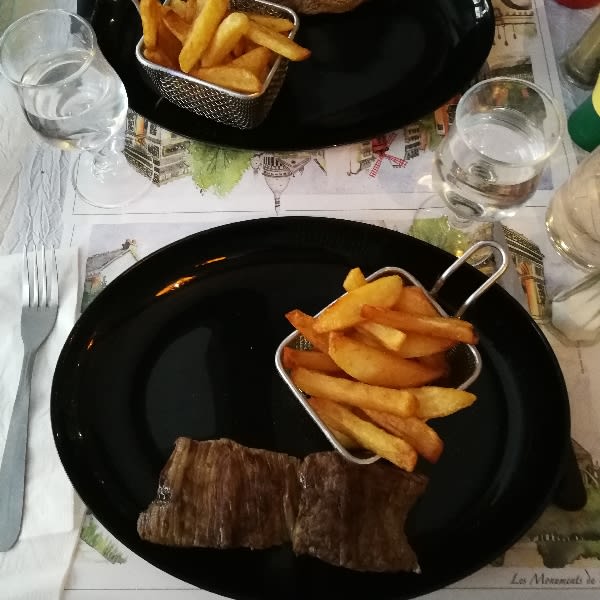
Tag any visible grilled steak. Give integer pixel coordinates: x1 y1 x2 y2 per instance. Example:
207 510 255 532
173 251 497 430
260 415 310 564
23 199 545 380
292 451 428 572
138 438 428 572
137 437 301 549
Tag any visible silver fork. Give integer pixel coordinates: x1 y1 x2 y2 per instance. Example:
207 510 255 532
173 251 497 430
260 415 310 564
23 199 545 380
0 247 59 551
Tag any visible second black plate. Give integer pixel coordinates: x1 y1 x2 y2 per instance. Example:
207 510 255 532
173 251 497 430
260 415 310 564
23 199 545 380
52 217 569 600
81 0 495 150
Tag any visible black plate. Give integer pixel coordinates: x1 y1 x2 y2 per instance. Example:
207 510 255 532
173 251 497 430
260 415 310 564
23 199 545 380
52 217 569 600
78 0 495 151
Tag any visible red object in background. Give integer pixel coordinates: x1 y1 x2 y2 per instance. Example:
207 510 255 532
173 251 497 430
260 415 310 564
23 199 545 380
554 0 600 8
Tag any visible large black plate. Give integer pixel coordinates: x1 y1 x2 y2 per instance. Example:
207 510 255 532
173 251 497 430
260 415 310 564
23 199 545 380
52 217 569 600
78 0 495 151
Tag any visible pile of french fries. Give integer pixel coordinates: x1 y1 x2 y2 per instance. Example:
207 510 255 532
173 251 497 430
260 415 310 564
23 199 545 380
139 0 311 94
282 267 479 473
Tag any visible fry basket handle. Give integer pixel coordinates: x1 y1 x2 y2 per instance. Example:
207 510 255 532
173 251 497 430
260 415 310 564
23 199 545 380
429 241 508 319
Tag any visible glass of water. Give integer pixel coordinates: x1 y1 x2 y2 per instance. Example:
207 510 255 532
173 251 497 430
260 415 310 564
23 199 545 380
0 9 149 209
411 77 564 263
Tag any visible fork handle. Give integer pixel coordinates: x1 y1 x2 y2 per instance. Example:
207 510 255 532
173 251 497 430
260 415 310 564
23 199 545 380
0 352 34 552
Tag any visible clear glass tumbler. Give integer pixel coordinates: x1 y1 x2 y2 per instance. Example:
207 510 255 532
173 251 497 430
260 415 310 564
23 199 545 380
546 145 600 271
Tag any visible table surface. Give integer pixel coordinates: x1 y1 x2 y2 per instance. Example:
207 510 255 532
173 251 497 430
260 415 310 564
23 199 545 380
1 1 600 599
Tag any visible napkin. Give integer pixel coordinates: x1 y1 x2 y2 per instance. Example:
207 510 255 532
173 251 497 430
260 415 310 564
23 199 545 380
0 248 84 600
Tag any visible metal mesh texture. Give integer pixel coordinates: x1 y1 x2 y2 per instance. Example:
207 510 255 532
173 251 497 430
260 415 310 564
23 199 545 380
135 0 298 129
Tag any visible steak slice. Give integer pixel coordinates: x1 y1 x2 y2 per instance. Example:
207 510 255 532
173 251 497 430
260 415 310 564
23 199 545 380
137 437 301 549
292 451 428 572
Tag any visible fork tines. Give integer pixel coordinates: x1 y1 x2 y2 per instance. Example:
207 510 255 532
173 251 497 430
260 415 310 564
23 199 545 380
23 246 59 309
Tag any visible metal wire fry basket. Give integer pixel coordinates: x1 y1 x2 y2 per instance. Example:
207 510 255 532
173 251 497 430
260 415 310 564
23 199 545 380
274 241 508 465
135 0 299 129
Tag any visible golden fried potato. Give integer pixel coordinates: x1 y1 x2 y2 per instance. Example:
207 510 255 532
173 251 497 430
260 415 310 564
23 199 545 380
162 8 192 43
229 46 273 80
313 275 404 333
394 332 456 358
191 65 262 93
291 367 417 417
201 12 250 68
361 305 478 344
144 46 178 70
342 267 367 292
281 347 342 374
355 321 406 352
308 397 418 472
416 351 450 377
411 386 477 420
245 21 310 61
394 286 441 317
140 0 162 50
284 309 330 354
328 332 446 388
168 0 189 19
179 0 229 72
157 14 183 67
363 409 444 463
247 13 294 32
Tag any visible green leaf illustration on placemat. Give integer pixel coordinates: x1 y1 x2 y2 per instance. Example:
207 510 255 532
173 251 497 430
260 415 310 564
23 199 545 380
408 216 470 256
189 142 252 197
80 512 127 564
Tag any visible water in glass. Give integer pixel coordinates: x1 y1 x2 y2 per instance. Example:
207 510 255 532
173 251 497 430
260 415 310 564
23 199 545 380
434 109 547 222
20 48 127 151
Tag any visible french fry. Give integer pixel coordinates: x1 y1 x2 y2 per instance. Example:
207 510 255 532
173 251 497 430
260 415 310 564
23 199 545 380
162 8 192 43
232 37 246 57
191 65 262 92
342 267 367 292
328 426 361 449
179 0 229 73
363 409 444 463
394 286 440 317
228 45 272 80
361 305 478 345
185 0 198 22
281 347 342 374
416 351 450 377
328 332 446 389
394 332 456 358
140 0 162 50
144 46 178 70
246 21 311 61
168 0 189 19
313 275 404 333
355 321 406 352
291 367 417 417
411 386 477 420
201 12 250 68
308 397 418 472
317 412 361 449
247 13 294 32
157 15 183 67
284 309 329 354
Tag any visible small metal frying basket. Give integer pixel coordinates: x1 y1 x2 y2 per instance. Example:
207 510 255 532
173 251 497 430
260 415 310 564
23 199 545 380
275 241 509 465
135 0 299 129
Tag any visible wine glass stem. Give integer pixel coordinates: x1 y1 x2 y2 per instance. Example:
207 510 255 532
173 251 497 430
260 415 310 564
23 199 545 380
447 212 476 232
90 136 124 180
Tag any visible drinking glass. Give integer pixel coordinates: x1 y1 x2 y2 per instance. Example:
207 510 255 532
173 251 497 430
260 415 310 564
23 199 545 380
0 9 150 209
410 77 564 263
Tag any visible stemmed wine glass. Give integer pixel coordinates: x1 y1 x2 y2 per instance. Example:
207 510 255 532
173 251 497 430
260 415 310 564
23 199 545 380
0 9 150 209
410 77 565 264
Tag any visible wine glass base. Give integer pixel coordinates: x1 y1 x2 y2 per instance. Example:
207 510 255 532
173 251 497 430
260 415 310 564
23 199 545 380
73 152 152 209
409 196 494 266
